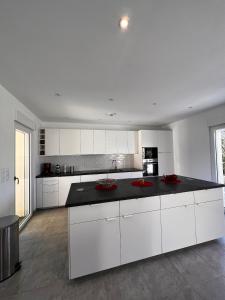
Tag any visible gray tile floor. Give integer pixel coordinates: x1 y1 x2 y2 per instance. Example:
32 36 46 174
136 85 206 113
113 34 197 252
1 209 225 299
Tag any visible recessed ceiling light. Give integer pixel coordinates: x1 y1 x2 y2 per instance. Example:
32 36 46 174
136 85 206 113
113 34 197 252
108 98 114 102
106 112 117 117
119 16 129 31
188 106 193 109
55 92 61 97
152 102 157 106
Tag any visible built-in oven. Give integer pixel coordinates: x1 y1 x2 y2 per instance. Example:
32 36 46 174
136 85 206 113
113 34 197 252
143 159 158 176
142 147 158 160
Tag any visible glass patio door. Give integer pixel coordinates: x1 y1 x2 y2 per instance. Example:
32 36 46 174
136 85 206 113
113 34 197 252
15 124 31 225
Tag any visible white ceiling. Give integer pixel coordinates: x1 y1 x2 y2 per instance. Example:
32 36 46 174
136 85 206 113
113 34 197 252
1 0 225 126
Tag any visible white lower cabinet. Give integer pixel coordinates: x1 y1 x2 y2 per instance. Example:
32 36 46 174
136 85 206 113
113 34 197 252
69 217 120 279
161 205 196 253
108 172 142 180
195 200 225 243
59 176 80 206
120 211 161 264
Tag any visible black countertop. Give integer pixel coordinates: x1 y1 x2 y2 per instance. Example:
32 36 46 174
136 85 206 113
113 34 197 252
65 176 224 207
36 168 143 178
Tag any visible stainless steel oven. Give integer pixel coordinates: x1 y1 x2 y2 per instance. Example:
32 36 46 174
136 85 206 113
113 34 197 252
143 159 158 176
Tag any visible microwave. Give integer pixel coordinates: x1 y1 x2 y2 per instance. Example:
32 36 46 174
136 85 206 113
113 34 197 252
142 147 158 160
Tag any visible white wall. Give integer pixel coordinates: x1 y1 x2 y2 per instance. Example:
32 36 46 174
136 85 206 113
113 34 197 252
0 84 40 217
170 103 225 181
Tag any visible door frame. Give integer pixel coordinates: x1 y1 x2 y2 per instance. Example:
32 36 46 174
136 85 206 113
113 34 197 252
14 122 32 229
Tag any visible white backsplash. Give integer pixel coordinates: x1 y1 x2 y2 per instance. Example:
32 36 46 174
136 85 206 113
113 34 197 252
40 154 134 173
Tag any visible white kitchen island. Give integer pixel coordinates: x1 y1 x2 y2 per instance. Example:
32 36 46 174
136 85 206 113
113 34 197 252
66 176 225 279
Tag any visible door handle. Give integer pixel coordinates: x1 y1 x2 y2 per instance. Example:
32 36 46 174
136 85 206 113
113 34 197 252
14 176 19 184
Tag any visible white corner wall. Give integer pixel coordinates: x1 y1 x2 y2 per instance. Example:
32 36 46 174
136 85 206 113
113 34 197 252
170 103 225 181
0 84 40 217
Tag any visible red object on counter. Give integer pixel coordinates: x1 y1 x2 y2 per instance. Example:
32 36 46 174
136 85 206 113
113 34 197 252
95 184 118 191
161 174 181 184
131 180 154 187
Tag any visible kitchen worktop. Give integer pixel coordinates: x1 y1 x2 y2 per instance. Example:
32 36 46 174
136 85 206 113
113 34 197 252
36 168 143 178
65 175 224 207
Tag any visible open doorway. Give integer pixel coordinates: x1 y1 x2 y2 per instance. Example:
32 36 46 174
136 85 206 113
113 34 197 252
15 124 31 226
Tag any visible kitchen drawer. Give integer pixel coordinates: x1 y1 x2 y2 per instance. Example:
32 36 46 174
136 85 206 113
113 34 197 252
43 183 59 193
161 192 194 209
43 191 58 208
120 196 160 216
80 174 108 182
194 188 223 204
69 202 119 224
43 177 58 185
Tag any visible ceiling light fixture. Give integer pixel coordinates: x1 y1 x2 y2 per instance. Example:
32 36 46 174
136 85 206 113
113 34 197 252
108 98 114 102
106 112 117 117
188 106 193 109
55 92 61 97
119 16 129 31
152 102 157 106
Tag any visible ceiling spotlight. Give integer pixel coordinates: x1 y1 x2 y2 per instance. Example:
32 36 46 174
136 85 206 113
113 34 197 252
119 16 129 31
106 112 117 117
108 98 114 102
152 102 157 106
55 92 61 97
188 106 193 109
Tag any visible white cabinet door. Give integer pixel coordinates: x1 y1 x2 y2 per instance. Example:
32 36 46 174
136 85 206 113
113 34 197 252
69 218 120 279
140 130 158 148
59 176 80 206
161 205 196 253
106 131 117 154
120 211 161 264
93 130 106 154
36 178 43 208
127 131 138 154
43 191 59 208
116 131 128 154
60 129 81 155
157 131 173 153
80 130 94 154
80 174 108 182
158 153 174 175
195 200 225 243
45 129 60 156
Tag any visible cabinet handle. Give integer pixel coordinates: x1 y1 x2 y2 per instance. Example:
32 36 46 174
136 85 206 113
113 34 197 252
122 214 134 218
105 217 117 222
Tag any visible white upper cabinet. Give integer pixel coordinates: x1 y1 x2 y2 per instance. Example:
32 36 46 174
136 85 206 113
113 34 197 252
80 130 94 154
93 130 106 154
60 129 81 155
116 131 128 154
157 131 173 153
127 131 138 154
106 131 117 154
45 129 60 156
139 130 173 153
139 130 158 148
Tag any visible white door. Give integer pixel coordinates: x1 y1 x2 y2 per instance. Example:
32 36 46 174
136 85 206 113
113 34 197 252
93 130 106 154
69 218 120 279
60 129 81 155
106 131 117 154
15 125 31 225
157 131 173 153
195 200 225 243
59 176 80 206
80 129 94 154
161 205 196 253
116 131 128 154
120 211 161 264
45 129 60 156
158 153 174 175
127 131 137 154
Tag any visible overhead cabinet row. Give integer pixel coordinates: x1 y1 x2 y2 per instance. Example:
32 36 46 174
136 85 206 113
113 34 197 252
44 129 138 156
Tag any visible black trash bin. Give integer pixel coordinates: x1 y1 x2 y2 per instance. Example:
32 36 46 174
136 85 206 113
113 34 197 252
0 215 21 282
